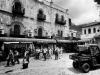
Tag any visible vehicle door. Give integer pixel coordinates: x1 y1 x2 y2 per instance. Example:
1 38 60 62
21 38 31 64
91 46 100 64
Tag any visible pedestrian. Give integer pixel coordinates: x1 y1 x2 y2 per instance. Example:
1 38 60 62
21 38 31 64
36 47 40 59
46 48 49 59
24 50 30 62
39 47 43 60
60 47 63 56
14 50 20 64
6 49 15 66
22 50 30 69
23 58 29 69
43 47 47 61
48 47 52 59
54 47 59 60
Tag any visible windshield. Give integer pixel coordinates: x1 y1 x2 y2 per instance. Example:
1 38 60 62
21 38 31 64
78 46 91 55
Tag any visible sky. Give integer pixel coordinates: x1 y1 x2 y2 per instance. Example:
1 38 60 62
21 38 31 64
45 0 100 25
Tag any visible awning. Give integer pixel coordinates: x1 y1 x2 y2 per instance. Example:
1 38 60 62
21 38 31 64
56 40 72 43
4 42 19 44
0 37 56 43
77 39 92 42
0 37 80 44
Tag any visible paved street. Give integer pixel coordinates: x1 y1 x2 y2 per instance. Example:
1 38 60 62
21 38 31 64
0 53 100 75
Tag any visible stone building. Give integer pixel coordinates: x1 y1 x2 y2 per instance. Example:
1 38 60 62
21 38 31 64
0 0 69 39
81 22 100 40
69 23 82 40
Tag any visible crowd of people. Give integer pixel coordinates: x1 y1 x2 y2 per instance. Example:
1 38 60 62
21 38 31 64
35 46 63 61
5 46 63 69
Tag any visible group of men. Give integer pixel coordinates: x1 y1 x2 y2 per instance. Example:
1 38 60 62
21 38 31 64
6 49 30 66
35 46 63 61
6 50 20 66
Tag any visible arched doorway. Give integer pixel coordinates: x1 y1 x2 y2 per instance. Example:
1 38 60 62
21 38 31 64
38 28 43 37
14 25 20 37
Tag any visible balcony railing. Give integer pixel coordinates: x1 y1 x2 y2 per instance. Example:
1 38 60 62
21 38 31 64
37 14 46 21
55 18 66 25
60 20 66 25
12 6 25 16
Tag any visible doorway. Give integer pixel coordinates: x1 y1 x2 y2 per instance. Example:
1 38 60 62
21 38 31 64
38 28 43 37
14 25 20 37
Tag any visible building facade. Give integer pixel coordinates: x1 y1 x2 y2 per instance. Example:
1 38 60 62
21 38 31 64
69 21 81 40
81 22 100 40
0 0 69 39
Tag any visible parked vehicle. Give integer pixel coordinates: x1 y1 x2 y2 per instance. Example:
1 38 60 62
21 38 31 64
69 44 100 73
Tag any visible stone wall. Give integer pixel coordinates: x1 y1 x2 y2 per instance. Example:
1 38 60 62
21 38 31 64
0 0 69 38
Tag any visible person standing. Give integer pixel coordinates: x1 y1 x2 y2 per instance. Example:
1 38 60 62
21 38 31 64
6 49 15 66
22 50 30 69
24 50 30 62
48 47 52 59
54 47 59 60
36 47 40 59
43 47 47 61
60 47 63 56
14 50 20 64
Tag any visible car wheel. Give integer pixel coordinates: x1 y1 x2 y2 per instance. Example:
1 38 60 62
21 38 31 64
81 63 90 73
73 61 78 69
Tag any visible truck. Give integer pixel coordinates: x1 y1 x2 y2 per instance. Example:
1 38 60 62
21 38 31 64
69 44 100 73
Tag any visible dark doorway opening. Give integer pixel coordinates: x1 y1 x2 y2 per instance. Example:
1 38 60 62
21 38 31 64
14 25 20 37
38 28 43 38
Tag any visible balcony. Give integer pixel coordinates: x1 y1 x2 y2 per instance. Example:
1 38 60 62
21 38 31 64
37 14 46 21
60 20 66 25
55 18 66 25
12 3 25 16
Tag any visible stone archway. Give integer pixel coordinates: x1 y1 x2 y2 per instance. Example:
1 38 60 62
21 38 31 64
14 25 20 37
10 21 25 37
38 27 43 37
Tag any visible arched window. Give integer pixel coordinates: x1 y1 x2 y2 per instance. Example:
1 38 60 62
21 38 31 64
38 9 43 14
88 28 91 34
57 30 61 36
14 2 21 10
84 29 86 34
61 31 63 37
93 28 96 33
61 15 64 21
56 13 59 19
55 13 59 23
12 0 25 16
37 9 46 21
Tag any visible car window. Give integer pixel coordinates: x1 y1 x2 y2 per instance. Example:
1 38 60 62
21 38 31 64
91 46 100 55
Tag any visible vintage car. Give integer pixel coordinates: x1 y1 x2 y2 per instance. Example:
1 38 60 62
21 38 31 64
69 44 100 73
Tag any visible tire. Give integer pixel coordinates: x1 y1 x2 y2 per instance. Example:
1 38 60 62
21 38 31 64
81 63 90 73
73 61 78 69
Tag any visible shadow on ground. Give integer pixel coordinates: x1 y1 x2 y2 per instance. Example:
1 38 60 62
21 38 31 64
5 70 13 73
68 67 82 74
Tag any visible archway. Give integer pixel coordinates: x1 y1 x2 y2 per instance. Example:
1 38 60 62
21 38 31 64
14 25 20 37
38 27 43 37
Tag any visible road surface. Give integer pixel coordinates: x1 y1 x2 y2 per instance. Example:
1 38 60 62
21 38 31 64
0 53 100 75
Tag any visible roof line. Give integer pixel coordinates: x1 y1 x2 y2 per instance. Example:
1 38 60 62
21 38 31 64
37 0 68 13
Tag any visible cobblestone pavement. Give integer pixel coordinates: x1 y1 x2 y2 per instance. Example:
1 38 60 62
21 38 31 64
0 53 100 75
